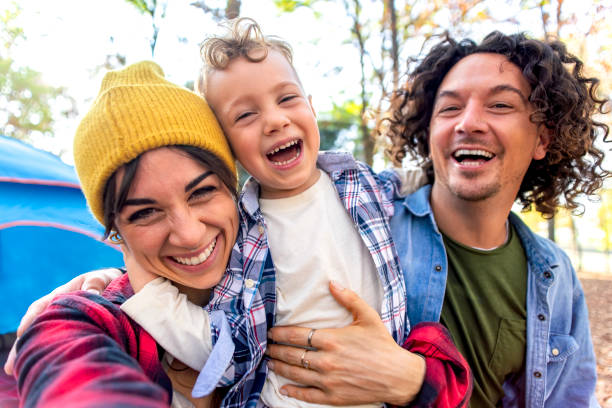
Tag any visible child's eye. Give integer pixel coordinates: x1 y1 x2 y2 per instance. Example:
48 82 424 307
190 186 216 201
279 95 297 104
235 111 254 122
128 207 159 222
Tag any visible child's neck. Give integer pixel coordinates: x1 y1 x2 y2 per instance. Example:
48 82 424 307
259 168 321 199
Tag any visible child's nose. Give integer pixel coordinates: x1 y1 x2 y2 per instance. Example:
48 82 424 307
263 109 290 135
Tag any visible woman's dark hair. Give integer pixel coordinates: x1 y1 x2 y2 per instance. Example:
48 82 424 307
385 31 610 217
102 145 238 239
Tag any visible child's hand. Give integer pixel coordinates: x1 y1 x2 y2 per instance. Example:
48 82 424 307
121 244 159 293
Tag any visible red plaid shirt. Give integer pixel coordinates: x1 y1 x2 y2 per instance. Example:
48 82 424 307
14 274 172 407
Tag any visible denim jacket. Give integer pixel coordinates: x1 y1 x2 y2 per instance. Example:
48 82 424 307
390 185 599 408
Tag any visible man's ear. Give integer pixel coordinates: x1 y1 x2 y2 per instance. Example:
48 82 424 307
533 126 552 160
308 95 316 117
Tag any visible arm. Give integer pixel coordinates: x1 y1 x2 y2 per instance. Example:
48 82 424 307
377 166 427 200
4 268 123 375
14 289 171 408
266 281 472 407
121 277 213 371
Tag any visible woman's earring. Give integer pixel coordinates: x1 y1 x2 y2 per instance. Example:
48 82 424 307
108 231 124 245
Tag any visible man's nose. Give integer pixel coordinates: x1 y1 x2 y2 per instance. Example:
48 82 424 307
454 102 487 134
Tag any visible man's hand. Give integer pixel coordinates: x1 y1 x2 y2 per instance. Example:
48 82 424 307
266 281 425 406
3 267 123 375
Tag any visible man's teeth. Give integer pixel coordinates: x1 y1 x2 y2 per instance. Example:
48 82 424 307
268 140 298 154
173 239 216 266
453 149 494 159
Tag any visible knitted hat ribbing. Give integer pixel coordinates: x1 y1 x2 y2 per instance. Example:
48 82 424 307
73 61 235 224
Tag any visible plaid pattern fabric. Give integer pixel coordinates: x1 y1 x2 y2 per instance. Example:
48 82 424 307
207 151 409 407
14 274 173 408
395 322 473 408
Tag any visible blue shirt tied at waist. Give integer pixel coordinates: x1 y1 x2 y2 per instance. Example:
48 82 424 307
390 185 599 408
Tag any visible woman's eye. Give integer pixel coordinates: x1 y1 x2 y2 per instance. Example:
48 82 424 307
128 207 158 222
190 186 216 200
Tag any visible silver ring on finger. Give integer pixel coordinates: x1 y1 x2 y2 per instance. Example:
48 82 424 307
300 349 311 370
307 328 316 349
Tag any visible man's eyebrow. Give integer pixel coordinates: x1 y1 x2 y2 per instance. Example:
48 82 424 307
185 171 213 192
490 84 528 103
436 90 460 99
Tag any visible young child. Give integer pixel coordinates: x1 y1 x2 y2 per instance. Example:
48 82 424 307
95 18 468 408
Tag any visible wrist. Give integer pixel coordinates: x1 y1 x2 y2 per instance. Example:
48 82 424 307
386 347 426 406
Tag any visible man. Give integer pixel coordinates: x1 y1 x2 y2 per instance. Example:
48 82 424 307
265 32 606 407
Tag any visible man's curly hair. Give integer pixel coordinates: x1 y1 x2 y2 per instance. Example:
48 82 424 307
385 31 610 217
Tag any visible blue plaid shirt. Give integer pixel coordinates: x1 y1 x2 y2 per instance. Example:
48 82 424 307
199 152 408 407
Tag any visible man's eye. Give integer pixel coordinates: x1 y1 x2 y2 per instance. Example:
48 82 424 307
492 102 512 109
439 105 460 113
128 208 158 222
190 186 216 200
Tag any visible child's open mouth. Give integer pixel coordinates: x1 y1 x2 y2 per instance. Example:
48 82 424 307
266 139 302 166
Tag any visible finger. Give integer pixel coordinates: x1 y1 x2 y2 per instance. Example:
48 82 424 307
16 294 53 337
279 384 329 405
268 326 316 348
267 358 322 388
3 340 17 375
328 280 381 324
81 268 122 294
266 344 318 369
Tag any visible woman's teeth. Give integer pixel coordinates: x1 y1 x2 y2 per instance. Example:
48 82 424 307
172 239 216 266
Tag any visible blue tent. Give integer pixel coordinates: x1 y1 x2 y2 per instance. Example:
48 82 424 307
0 135 123 333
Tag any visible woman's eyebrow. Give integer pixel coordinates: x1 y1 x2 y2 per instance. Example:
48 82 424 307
185 171 213 192
124 198 156 206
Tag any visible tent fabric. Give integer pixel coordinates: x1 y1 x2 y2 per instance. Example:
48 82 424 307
0 135 123 333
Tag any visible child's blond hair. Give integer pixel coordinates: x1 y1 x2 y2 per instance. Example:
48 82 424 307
197 17 295 97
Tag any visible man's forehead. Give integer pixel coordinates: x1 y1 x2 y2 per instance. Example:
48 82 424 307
437 52 530 97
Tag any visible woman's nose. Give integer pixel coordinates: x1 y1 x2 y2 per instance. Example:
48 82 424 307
168 209 206 250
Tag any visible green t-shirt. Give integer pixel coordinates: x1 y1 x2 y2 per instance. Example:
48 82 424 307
440 224 527 408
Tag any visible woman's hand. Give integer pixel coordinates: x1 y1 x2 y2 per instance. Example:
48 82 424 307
3 267 123 375
266 281 426 406
121 244 159 293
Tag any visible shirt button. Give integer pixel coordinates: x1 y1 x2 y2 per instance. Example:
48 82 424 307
258 225 265 234
534 371 542 378
538 314 546 321
245 279 255 288
552 348 560 356
435 265 442 272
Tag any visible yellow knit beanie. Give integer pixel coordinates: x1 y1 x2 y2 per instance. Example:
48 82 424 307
73 61 236 224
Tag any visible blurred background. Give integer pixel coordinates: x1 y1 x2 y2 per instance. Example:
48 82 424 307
0 0 610 405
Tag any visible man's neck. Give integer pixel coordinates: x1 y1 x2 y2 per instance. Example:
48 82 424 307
430 184 514 250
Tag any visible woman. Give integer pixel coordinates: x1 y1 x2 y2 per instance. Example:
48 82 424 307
13 60 238 408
